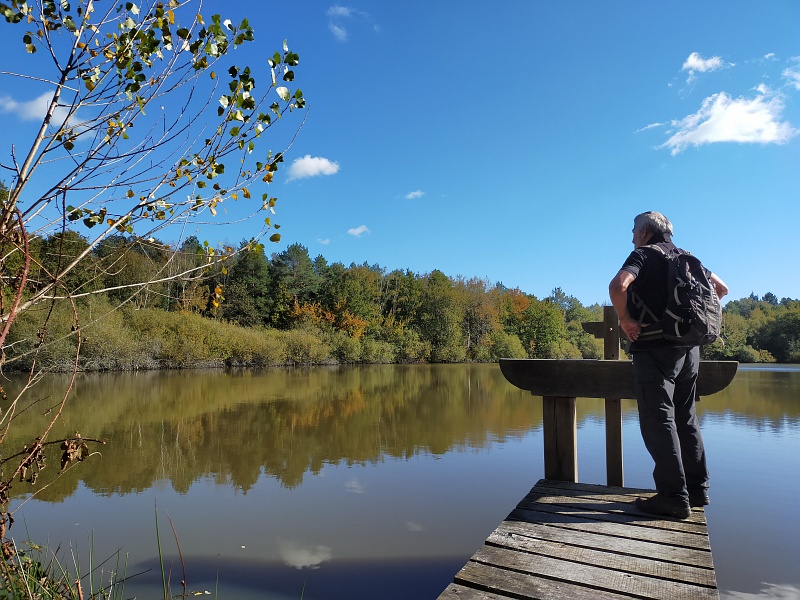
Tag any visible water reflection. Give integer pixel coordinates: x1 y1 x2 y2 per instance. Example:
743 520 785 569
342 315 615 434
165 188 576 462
5 364 797 502
2 364 798 599
5 365 546 499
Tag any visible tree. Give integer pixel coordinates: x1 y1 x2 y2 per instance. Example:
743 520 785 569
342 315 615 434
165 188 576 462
517 298 567 358
0 0 306 559
415 270 466 362
220 240 271 327
456 277 500 361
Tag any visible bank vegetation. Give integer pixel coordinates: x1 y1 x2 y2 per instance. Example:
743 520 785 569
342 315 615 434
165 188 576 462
4 234 798 371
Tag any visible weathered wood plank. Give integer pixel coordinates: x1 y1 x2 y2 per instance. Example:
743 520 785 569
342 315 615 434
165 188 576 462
506 506 711 552
468 545 718 600
511 501 709 540
517 492 707 530
454 561 628 600
493 520 714 569
485 527 716 586
534 478 653 496
499 359 737 399
522 480 710 533
520 486 708 524
436 583 511 599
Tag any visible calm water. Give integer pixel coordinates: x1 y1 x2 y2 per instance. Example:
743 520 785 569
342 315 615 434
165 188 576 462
4 363 799 599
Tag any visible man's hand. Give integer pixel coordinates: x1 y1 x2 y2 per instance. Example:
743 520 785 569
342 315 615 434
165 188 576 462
619 315 642 342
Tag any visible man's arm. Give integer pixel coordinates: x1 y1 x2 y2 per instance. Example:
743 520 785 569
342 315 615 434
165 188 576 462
710 273 729 299
609 270 641 342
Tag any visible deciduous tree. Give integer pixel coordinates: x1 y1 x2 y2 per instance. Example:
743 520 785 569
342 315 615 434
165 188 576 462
0 0 306 557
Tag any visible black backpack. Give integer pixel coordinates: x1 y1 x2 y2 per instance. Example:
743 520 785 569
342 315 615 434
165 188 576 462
632 245 722 346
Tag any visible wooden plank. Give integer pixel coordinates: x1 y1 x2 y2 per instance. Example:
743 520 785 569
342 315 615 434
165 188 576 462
484 527 715 586
534 478 651 496
454 561 628 600
514 495 709 537
437 583 510 599
499 359 738 399
493 520 714 569
581 321 606 338
507 506 711 552
542 396 577 481
467 545 718 600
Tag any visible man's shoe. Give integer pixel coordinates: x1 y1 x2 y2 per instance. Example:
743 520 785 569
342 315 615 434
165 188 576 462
635 494 691 519
689 489 710 507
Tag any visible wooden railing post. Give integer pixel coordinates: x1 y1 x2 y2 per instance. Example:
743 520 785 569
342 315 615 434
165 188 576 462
542 396 577 482
602 306 624 487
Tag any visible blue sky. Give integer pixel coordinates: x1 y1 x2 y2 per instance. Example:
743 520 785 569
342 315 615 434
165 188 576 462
1 1 798 305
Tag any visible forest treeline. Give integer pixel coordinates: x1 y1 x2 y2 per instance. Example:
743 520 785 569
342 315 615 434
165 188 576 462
4 233 799 370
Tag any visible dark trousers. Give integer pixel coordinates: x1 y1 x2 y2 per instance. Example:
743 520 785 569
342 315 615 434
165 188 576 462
632 346 708 501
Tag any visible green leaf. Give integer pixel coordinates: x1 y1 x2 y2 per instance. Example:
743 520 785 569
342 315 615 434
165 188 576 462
269 233 281 243
229 126 240 136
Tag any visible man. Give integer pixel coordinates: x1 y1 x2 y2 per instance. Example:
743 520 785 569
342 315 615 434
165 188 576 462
609 211 728 519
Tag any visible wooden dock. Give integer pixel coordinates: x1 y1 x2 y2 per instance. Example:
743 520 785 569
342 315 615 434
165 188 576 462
437 479 719 600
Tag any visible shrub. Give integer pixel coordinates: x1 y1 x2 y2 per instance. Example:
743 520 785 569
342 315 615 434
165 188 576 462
490 331 527 360
283 328 331 365
360 337 395 364
329 331 361 363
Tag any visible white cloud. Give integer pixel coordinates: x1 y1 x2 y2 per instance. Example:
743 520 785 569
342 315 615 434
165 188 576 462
682 52 731 85
683 52 726 73
327 6 353 18
317 238 330 245
327 5 375 42
406 521 423 532
0 91 70 123
783 57 800 90
635 122 664 134
405 189 425 200
347 225 370 237
286 155 340 181
661 89 798 155
329 23 347 42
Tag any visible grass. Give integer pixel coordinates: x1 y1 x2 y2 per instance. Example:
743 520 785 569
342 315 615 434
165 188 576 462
0 535 129 599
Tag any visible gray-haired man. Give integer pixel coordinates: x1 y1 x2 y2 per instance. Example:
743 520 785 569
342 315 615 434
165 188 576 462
609 211 728 519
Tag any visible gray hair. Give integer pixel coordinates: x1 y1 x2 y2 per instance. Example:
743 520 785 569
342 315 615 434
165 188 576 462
634 211 673 237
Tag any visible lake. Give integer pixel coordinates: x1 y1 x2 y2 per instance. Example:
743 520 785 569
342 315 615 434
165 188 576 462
5 363 799 599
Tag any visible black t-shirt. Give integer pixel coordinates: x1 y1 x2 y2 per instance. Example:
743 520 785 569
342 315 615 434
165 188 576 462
619 233 678 350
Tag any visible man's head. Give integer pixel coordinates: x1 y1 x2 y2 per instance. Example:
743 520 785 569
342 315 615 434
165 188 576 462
632 211 673 247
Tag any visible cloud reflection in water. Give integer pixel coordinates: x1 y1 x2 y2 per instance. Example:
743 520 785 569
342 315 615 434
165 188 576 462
277 540 332 570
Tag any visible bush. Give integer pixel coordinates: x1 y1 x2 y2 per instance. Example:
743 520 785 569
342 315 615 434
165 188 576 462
360 337 395 364
225 327 285 366
329 331 361 363
283 328 331 365
490 331 527 360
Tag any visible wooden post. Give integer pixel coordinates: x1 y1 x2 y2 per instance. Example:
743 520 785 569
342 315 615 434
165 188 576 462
500 358 737 488
603 306 624 487
542 396 577 482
